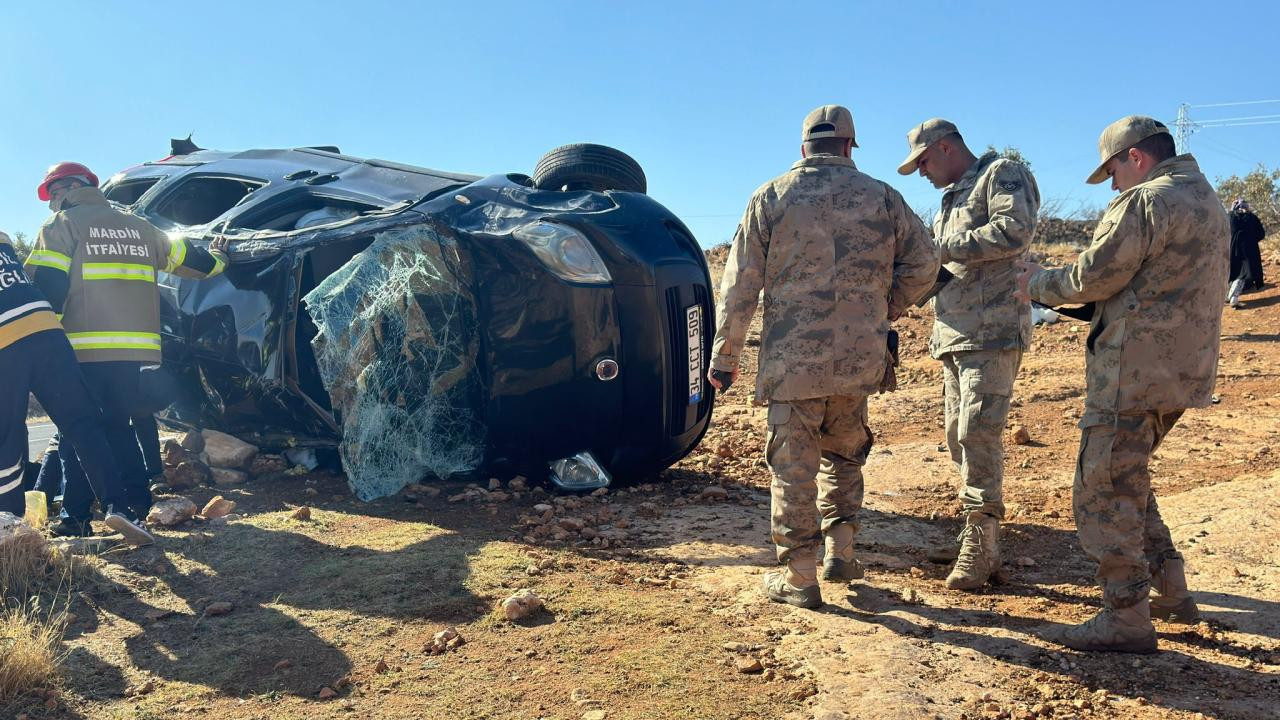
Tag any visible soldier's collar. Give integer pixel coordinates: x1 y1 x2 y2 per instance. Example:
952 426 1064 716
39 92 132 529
961 151 999 183
942 151 998 194
1142 153 1198 184
793 154 855 170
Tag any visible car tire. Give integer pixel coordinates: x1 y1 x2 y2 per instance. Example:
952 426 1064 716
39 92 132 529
532 144 647 194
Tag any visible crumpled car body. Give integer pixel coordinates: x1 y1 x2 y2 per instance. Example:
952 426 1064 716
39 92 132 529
100 147 714 498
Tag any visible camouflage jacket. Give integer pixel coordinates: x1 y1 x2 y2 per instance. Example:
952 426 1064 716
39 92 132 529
711 155 939 402
930 151 1040 358
1028 155 1229 422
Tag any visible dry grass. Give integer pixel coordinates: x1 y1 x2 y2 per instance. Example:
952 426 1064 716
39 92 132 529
0 598 67 704
0 523 55 595
1 523 74 705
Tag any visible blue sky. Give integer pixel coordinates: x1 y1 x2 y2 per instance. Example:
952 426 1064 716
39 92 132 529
2 1 1276 247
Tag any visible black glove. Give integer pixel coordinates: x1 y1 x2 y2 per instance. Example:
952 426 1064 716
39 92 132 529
878 329 901 394
710 369 734 393
913 267 955 308
1033 300 1095 321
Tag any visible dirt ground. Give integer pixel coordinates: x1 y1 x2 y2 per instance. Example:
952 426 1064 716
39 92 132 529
7 242 1280 720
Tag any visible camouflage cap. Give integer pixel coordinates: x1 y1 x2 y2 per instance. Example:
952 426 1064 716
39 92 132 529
803 105 858 147
1086 115 1173 184
897 118 959 175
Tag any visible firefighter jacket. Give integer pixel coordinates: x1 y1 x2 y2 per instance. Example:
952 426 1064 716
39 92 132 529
26 186 228 364
0 231 61 351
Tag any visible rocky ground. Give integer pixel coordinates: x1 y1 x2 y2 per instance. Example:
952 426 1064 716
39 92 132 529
6 241 1279 720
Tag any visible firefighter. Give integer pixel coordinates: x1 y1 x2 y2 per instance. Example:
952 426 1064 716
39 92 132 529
1 230 152 545
26 162 231 535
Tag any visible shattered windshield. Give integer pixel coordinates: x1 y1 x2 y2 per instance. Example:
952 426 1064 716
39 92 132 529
302 223 485 500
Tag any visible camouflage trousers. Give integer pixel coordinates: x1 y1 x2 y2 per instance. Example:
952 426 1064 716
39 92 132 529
765 395 872 564
942 348 1022 520
1074 410 1183 609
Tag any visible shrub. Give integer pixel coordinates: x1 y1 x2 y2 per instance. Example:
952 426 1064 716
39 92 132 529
0 598 67 704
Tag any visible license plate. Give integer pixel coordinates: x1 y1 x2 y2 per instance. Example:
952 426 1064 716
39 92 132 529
686 304 703 404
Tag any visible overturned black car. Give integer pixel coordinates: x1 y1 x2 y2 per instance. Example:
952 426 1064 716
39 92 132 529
102 142 714 499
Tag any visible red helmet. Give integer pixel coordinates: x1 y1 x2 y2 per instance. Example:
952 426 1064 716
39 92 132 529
38 162 99 201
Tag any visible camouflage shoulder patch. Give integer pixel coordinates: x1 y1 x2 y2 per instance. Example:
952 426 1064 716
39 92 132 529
998 179 1022 193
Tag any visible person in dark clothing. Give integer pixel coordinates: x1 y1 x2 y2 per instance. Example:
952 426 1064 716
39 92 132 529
134 363 180 480
0 231 152 545
29 435 60 501
58 377 170 523
1226 198 1266 308
33 410 162 516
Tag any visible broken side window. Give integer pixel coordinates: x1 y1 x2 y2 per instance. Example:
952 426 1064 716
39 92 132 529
228 192 384 232
150 176 266 227
103 177 161 206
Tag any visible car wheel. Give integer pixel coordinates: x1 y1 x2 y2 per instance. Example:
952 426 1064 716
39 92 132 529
532 144 647 194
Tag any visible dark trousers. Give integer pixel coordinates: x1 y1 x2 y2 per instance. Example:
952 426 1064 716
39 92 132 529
31 436 60 497
0 330 123 516
133 414 163 478
60 361 150 521
35 412 160 502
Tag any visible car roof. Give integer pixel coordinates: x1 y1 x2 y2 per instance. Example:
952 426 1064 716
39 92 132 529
112 146 481 199
104 146 484 235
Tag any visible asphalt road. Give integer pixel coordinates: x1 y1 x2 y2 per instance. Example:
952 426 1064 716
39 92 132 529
28 421 57 462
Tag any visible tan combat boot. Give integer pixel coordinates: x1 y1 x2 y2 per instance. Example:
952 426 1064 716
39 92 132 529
945 514 1003 590
822 522 864 582
763 554 822 609
1150 552 1199 624
1052 601 1157 654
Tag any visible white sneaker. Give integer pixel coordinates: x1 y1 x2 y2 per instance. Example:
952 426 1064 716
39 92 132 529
104 512 155 547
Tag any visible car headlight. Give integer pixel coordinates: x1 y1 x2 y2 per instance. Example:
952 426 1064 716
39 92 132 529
549 451 612 490
512 221 611 285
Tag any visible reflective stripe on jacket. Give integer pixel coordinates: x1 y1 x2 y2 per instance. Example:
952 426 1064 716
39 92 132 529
0 233 61 351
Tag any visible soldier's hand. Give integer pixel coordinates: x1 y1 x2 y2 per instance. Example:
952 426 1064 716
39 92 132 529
708 367 739 392
209 235 230 255
1014 260 1044 304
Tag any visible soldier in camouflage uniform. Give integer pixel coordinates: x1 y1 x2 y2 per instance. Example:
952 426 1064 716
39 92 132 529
1017 116 1228 653
710 105 939 608
898 119 1040 590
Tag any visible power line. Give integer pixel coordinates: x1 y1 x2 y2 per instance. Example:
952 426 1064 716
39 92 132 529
1195 136 1253 163
1174 100 1280 153
1196 113 1280 125
1189 99 1280 109
1204 120 1280 129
